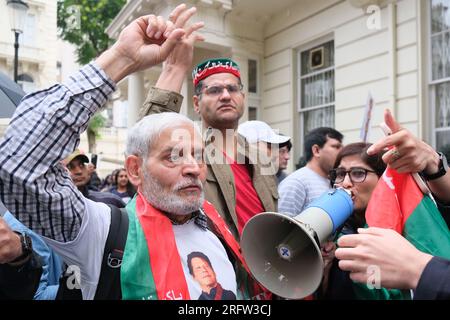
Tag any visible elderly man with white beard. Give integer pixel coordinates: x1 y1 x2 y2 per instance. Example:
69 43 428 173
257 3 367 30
0 4 268 300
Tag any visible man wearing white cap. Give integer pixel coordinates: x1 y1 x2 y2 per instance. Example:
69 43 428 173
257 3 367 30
237 120 292 184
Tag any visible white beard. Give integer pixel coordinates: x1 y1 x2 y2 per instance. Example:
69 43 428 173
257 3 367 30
141 170 204 216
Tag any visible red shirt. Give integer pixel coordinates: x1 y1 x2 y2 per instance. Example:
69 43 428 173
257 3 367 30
228 158 265 235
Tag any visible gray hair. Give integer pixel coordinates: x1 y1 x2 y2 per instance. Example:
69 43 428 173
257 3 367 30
125 113 200 160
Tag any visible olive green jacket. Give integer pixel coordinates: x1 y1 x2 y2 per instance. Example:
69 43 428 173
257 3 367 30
140 87 279 240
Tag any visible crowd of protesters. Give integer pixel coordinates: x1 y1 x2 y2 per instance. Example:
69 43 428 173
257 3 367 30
0 3 448 301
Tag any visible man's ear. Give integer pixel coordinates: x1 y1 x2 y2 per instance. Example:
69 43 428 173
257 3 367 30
125 155 143 187
193 96 201 115
312 144 321 157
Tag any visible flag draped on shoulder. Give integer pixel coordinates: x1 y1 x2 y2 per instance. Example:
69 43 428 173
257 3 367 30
366 168 450 259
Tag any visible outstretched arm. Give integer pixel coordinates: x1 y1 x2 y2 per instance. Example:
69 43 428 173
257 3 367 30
367 109 450 202
0 4 199 242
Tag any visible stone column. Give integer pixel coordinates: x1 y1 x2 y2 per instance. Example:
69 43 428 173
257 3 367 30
179 77 189 117
127 71 145 128
231 51 249 122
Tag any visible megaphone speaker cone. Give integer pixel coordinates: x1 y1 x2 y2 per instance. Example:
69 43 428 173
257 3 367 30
241 212 324 300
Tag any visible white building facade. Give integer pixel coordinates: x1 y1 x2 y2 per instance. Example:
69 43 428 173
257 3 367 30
106 0 450 171
0 0 58 93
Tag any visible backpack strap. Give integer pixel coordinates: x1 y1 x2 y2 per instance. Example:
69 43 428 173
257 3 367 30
94 205 129 300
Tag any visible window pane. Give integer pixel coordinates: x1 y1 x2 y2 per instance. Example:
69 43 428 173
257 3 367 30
431 31 450 80
248 106 257 120
303 106 334 137
446 32 450 77
301 70 334 109
436 130 450 151
432 35 444 80
19 14 36 47
431 0 450 34
248 59 257 93
435 82 450 128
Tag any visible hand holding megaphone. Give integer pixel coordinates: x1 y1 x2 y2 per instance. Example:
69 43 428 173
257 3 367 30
240 188 353 299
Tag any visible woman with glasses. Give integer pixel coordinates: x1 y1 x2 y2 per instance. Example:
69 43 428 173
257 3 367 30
329 142 386 233
322 142 409 300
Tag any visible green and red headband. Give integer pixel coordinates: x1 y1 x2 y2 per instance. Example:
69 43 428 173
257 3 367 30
192 58 241 87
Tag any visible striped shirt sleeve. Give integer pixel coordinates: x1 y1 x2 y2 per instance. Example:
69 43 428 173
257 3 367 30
0 63 116 242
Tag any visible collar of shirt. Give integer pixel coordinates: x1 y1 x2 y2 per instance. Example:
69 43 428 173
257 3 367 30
169 209 208 231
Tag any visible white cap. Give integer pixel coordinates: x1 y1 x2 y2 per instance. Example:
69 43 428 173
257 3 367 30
238 121 291 144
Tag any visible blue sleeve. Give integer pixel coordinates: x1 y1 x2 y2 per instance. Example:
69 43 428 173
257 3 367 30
3 212 63 300
414 256 450 300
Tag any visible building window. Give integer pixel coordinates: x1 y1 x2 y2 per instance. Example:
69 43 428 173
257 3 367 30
248 59 258 93
297 40 335 150
20 13 37 47
17 73 35 94
248 106 258 120
430 0 450 152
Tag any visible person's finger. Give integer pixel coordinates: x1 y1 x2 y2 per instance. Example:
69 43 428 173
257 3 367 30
367 131 405 155
357 227 396 237
334 247 362 261
144 14 158 38
159 28 186 59
336 233 363 248
385 156 421 173
174 6 197 28
189 33 205 43
384 109 402 134
184 21 205 38
154 16 166 39
168 3 187 24
163 20 175 38
348 271 369 284
382 148 402 165
337 259 367 273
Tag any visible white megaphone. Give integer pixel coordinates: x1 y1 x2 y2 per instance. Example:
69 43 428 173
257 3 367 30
240 188 353 299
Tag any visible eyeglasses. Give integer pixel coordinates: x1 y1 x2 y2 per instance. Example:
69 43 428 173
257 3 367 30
329 167 376 184
202 83 243 96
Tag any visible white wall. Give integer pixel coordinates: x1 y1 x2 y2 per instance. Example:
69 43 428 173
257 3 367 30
0 0 58 90
262 0 421 166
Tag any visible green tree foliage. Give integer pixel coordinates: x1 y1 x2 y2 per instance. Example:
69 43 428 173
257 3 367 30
57 0 126 64
57 0 125 153
87 113 106 154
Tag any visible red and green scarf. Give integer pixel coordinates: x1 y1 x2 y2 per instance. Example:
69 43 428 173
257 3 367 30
120 193 270 300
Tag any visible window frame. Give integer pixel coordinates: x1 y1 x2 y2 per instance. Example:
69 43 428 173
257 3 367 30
428 0 450 150
296 35 335 160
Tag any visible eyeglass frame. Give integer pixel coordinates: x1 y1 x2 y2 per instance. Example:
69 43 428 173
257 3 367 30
200 83 244 96
329 167 377 184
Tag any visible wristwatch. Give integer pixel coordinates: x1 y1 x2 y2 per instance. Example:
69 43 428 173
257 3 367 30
422 152 449 181
9 231 33 265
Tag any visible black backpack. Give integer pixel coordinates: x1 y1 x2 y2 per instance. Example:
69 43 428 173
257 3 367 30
55 205 129 300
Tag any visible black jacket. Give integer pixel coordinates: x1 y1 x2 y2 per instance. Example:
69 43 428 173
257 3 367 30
0 252 43 299
414 256 450 300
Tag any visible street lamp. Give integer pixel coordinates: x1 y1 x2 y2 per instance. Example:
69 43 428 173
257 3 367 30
7 0 29 83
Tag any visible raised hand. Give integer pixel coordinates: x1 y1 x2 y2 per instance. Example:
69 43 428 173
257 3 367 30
96 4 203 83
156 5 205 92
367 109 438 174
